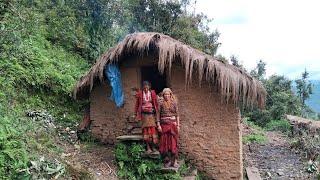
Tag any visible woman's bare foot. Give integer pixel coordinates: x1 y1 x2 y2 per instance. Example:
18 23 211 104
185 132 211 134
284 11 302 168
146 148 152 154
151 146 158 153
172 160 179 168
164 161 171 168
146 143 152 154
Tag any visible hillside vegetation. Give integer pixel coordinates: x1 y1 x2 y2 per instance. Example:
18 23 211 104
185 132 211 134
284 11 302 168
1 0 318 179
0 0 219 178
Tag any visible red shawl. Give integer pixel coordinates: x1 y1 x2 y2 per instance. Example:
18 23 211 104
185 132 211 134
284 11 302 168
134 90 159 120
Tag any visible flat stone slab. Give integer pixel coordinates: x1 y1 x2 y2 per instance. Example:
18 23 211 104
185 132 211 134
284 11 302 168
116 135 143 141
142 151 160 159
160 160 184 173
246 167 262 180
182 176 196 180
160 166 179 173
130 128 142 135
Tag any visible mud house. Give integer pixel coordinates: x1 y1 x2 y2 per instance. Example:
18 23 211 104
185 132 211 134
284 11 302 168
73 32 266 179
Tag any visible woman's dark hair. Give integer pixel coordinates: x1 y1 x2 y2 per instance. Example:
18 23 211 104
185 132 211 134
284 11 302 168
142 81 151 87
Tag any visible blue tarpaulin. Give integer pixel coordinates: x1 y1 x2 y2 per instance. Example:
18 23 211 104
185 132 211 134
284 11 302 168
104 64 124 107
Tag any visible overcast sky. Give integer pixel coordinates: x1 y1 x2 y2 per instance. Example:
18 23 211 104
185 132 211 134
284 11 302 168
194 0 320 80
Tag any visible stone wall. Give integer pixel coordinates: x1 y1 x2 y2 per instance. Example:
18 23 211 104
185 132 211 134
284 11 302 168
89 57 243 179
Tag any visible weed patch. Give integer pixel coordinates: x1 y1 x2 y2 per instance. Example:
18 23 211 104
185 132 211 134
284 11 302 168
243 118 267 144
265 119 291 134
115 142 189 179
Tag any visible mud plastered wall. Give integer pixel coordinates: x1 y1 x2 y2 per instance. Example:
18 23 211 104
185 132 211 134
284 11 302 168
89 58 243 179
90 66 139 144
170 65 243 179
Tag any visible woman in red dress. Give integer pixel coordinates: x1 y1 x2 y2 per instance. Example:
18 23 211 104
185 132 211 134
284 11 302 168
157 88 180 168
135 81 159 153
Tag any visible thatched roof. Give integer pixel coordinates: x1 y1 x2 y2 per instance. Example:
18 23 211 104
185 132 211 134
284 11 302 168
73 32 266 108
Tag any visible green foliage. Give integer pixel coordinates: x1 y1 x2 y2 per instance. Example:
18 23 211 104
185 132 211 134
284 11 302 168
230 55 245 70
243 60 316 127
245 73 302 127
123 0 220 55
243 134 267 144
0 0 220 178
306 161 318 173
265 119 291 134
20 157 65 179
243 118 264 131
250 60 266 81
0 1 89 178
0 115 29 179
115 142 186 180
295 69 313 106
242 119 267 144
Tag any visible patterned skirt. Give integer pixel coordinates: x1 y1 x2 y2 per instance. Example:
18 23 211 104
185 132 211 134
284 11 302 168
141 114 158 144
159 122 178 155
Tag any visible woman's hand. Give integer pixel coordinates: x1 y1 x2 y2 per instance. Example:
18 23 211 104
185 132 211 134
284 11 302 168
134 115 140 122
177 125 180 133
157 125 162 133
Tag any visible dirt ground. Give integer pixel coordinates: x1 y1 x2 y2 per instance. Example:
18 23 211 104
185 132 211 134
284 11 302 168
58 139 118 180
41 117 119 180
243 130 317 179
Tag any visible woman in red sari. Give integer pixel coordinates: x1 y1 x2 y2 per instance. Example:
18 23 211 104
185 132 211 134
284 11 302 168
135 81 159 153
157 88 180 168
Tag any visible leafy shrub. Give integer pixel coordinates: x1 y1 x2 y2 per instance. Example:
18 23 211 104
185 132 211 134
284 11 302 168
0 0 220 179
115 142 185 180
0 113 29 179
243 134 267 144
243 118 267 144
19 157 65 179
265 119 292 134
243 118 264 131
244 75 303 127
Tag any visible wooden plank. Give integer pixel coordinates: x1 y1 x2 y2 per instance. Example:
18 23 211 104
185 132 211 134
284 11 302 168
246 167 262 180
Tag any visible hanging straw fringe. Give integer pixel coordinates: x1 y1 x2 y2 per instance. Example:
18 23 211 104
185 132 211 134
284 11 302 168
73 32 266 109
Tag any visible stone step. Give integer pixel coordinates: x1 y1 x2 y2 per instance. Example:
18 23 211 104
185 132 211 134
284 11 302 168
141 150 160 159
126 122 141 128
246 167 262 180
182 169 197 180
116 135 143 141
130 128 142 135
160 160 185 173
182 176 196 180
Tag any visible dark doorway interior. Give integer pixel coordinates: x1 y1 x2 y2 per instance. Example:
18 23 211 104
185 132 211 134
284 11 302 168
140 66 167 94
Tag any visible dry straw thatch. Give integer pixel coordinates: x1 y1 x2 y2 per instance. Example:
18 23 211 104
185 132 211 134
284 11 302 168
73 32 266 108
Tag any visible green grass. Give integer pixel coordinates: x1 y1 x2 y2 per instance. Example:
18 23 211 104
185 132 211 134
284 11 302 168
243 134 267 144
265 119 291 134
242 118 267 144
115 142 190 180
243 118 265 131
0 7 89 177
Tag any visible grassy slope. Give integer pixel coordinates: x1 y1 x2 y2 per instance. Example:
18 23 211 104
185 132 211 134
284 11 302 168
0 6 89 178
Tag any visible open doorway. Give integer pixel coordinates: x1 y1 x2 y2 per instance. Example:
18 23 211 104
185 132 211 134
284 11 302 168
140 66 167 94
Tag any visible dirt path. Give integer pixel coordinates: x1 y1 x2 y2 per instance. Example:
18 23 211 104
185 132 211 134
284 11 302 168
244 131 316 179
59 142 118 180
